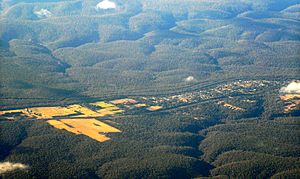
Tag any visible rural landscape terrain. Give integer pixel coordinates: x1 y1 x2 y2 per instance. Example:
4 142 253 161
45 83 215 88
0 0 300 178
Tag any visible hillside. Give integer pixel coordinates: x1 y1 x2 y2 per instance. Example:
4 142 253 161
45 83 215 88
0 0 299 178
0 0 299 108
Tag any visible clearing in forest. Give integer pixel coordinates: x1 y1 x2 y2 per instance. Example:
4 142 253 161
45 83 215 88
280 94 300 113
111 98 137 104
134 103 147 107
0 102 126 120
91 101 116 108
280 94 300 101
0 106 79 119
47 118 121 142
147 106 163 111
90 101 124 114
218 101 245 111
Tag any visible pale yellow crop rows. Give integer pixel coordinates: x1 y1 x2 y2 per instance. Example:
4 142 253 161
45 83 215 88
47 118 121 142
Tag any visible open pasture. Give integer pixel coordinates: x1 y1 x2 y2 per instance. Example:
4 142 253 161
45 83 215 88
0 102 126 120
47 118 121 142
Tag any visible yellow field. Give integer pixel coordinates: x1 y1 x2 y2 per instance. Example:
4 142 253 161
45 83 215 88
47 120 81 134
47 118 121 142
0 103 125 120
91 101 115 108
111 98 137 104
91 101 125 115
134 103 147 107
31 107 78 118
98 108 124 114
67 104 103 117
0 107 79 119
280 94 300 101
96 109 115 115
147 106 163 111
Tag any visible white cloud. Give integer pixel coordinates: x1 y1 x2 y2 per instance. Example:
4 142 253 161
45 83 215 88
0 162 29 174
184 76 196 82
96 0 116 10
34 8 52 18
280 81 300 94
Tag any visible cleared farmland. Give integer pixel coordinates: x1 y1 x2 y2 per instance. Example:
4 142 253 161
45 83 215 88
111 98 137 104
0 100 134 120
0 106 79 119
147 106 163 111
47 118 121 142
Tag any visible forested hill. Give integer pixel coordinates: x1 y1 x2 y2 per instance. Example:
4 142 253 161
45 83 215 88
0 0 299 108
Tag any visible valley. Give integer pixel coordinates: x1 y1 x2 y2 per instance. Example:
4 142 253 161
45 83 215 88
1 79 298 143
0 0 299 178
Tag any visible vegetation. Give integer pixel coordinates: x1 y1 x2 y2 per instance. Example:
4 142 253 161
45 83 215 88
0 0 299 178
1 0 299 109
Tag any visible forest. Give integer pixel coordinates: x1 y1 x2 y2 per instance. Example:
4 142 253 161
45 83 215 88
0 0 299 178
